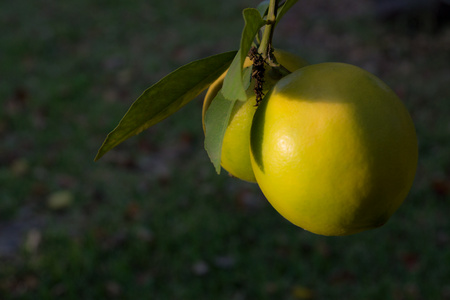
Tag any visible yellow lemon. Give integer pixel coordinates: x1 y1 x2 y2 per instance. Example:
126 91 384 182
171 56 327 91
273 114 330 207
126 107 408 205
250 62 418 236
202 49 308 182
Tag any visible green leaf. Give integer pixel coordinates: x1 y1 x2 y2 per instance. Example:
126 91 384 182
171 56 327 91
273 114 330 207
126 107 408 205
95 51 237 161
242 66 252 91
221 8 265 102
276 0 299 26
204 91 236 174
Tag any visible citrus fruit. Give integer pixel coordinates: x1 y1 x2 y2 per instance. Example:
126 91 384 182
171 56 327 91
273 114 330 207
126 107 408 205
250 62 418 236
202 49 308 182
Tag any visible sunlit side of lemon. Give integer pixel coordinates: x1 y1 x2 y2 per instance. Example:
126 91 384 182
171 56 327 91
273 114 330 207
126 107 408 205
202 49 308 182
250 63 418 235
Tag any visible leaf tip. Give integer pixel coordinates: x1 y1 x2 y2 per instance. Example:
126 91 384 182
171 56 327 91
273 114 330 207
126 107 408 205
93 149 105 162
214 164 221 175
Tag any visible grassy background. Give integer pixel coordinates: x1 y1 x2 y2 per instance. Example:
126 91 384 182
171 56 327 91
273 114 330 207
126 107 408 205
1 0 450 299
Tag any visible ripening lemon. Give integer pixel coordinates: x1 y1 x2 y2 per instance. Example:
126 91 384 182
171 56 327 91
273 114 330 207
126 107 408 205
250 63 418 236
202 49 308 182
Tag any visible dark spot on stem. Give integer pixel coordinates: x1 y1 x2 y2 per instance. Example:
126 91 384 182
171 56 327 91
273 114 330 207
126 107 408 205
248 46 265 106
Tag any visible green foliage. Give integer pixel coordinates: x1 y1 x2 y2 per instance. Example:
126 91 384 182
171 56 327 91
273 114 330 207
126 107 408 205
202 7 266 174
204 92 236 174
94 6 268 168
93 0 300 173
221 8 265 102
95 51 236 161
94 4 270 171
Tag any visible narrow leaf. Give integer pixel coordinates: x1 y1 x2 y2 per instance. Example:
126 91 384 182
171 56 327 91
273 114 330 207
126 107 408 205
95 51 237 161
276 0 299 26
242 66 252 91
204 91 236 174
221 8 265 101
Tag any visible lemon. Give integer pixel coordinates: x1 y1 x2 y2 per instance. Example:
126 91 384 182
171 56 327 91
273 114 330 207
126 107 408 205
250 62 418 236
202 49 308 182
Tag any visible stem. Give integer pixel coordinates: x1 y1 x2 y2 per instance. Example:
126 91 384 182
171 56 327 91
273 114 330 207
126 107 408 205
258 0 279 61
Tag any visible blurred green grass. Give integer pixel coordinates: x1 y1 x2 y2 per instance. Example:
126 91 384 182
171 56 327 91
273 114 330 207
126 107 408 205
1 0 450 299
